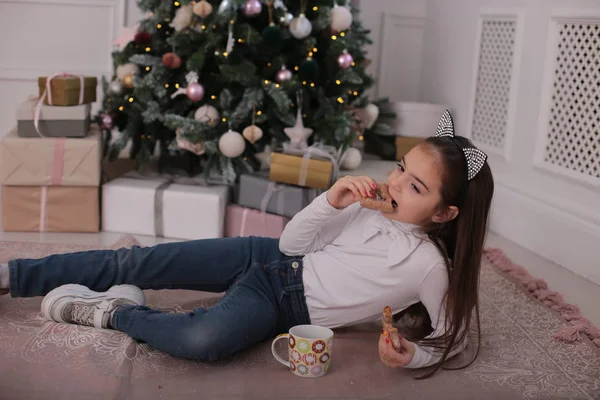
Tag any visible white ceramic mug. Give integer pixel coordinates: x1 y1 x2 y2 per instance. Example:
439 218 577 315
271 324 334 378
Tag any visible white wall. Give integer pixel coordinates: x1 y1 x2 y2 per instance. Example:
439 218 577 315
421 0 600 285
357 0 428 102
0 0 127 136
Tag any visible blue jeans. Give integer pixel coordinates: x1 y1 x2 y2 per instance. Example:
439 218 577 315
8 236 311 361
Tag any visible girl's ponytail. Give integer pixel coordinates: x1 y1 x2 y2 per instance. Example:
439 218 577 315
403 136 494 379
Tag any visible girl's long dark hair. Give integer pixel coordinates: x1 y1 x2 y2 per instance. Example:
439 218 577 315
397 136 494 378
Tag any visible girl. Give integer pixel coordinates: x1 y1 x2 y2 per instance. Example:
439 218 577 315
0 110 493 376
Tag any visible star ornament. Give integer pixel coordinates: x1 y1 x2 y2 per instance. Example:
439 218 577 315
284 109 313 149
113 24 140 51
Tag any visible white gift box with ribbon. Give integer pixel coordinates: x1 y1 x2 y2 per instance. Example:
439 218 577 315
102 175 229 240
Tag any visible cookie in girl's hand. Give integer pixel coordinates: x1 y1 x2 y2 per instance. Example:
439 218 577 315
360 183 397 212
382 306 402 350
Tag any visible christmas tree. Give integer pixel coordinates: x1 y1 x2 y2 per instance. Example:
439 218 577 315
97 0 392 183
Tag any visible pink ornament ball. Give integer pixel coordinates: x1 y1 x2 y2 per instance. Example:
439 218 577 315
243 0 262 17
101 113 114 129
337 51 354 69
186 83 205 102
275 67 292 83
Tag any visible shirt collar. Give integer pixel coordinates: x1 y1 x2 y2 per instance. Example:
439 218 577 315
362 212 425 267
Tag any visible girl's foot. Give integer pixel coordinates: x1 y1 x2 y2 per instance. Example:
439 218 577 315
41 284 145 329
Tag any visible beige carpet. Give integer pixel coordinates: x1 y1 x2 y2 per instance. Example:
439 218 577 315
0 236 598 400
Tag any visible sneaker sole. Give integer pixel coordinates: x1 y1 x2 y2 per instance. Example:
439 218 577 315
41 284 146 322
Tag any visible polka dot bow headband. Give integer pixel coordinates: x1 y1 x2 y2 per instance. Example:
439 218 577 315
435 110 487 181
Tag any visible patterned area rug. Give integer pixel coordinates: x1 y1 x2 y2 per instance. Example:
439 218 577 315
0 237 598 400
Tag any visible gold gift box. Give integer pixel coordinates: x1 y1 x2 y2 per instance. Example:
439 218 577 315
395 137 425 161
38 76 98 106
269 152 333 190
2 186 99 233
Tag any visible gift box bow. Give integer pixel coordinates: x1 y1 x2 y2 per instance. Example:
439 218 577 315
280 142 345 186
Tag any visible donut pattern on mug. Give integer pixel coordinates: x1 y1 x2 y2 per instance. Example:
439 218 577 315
312 340 326 353
302 352 317 366
291 350 302 363
296 339 311 353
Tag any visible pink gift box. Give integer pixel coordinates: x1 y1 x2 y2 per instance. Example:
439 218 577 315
225 205 289 238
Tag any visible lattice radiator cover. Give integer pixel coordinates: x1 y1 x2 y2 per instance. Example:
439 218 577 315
471 18 517 151
543 21 600 180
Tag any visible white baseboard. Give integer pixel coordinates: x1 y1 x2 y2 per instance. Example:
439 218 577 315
490 182 600 286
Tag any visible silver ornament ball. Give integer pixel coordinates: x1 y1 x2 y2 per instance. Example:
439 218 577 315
108 80 124 95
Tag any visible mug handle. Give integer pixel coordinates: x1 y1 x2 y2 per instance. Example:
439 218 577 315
271 333 290 367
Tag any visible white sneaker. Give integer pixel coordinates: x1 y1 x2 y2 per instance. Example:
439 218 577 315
41 284 145 329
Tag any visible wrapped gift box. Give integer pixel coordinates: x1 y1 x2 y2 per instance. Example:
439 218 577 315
238 172 321 218
0 125 101 186
395 137 424 161
17 98 90 138
38 76 97 106
2 186 99 232
102 177 229 239
225 205 289 239
269 152 333 190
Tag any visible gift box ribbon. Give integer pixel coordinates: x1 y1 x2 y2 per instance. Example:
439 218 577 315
124 168 210 238
281 142 343 187
32 73 85 137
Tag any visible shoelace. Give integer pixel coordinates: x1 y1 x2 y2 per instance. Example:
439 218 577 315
70 303 98 326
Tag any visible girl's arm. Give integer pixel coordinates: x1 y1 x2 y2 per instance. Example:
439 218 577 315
404 263 468 369
278 191 358 256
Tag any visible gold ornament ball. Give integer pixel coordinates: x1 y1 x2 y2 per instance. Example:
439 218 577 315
242 125 263 144
122 73 134 88
193 0 213 18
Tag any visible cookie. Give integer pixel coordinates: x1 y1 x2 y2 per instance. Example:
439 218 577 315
359 183 396 212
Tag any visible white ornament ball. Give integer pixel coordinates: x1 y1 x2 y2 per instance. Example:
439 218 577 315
194 105 220 127
330 4 353 32
219 129 246 158
290 13 312 39
242 124 263 144
116 63 139 80
341 148 362 170
364 103 379 129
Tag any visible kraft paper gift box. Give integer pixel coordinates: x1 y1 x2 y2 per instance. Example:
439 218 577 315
102 177 229 240
2 186 99 233
225 204 289 239
0 125 101 186
238 172 321 218
38 75 97 106
17 98 90 138
395 136 424 161
268 152 333 190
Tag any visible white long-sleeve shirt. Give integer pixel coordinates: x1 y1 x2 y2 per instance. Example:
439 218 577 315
278 192 467 369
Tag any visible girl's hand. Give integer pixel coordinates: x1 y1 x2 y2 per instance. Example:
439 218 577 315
378 331 416 368
326 175 378 210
